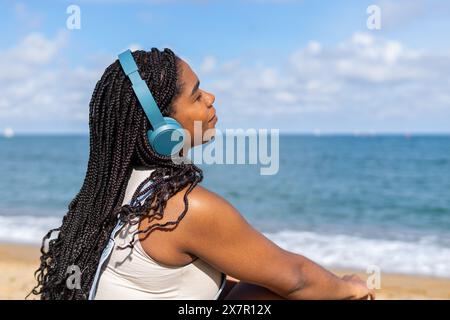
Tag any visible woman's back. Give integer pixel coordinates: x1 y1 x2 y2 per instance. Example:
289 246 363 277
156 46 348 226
91 167 226 299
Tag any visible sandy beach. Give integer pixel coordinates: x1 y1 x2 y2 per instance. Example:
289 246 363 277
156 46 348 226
0 243 448 300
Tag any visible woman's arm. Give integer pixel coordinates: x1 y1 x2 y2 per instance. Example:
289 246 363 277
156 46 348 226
173 185 374 300
283 254 374 300
222 270 374 300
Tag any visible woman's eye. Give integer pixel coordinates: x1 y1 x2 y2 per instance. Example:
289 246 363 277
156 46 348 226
196 93 202 101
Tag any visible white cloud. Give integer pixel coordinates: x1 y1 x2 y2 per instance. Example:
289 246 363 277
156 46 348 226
306 41 322 54
196 32 450 132
0 31 68 81
1 31 449 134
126 43 143 52
0 31 103 133
200 55 217 74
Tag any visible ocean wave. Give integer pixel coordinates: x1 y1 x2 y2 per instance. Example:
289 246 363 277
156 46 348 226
0 215 61 245
1 215 448 278
264 230 450 278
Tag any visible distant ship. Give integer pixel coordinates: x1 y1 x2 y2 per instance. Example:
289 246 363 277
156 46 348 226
3 127 14 138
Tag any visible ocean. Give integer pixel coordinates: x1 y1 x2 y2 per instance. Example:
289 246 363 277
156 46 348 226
0 134 449 278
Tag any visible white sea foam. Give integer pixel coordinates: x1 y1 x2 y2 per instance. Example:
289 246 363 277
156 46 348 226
1 215 448 278
264 230 450 278
0 215 61 245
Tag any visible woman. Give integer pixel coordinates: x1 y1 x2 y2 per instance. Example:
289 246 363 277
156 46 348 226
30 48 375 300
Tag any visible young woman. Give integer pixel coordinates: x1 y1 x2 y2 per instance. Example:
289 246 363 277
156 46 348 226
30 48 375 300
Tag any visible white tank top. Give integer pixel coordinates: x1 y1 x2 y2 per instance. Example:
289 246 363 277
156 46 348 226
92 167 226 300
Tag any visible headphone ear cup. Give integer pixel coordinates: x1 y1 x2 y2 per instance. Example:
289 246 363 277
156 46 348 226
148 117 186 156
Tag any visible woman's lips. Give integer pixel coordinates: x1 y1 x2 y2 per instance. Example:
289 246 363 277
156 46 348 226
208 114 217 123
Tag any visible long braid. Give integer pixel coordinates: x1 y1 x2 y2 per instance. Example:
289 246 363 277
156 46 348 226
28 48 202 300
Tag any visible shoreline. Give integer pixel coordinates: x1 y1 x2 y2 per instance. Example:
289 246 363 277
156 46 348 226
1 243 449 300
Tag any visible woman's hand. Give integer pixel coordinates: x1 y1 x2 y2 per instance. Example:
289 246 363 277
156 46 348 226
341 274 376 300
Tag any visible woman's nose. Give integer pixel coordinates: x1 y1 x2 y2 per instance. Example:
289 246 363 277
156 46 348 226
205 91 215 106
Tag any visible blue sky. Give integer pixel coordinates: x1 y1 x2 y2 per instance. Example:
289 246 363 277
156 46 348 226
0 0 449 134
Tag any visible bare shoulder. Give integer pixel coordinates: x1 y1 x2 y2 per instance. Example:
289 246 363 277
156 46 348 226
171 182 253 261
174 183 249 236
182 184 238 218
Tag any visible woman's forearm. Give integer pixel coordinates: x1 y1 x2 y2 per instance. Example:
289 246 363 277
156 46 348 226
285 254 354 300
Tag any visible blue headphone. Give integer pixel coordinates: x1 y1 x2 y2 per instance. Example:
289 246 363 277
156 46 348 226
118 49 186 157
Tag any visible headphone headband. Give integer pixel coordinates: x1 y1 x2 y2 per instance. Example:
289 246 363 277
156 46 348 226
117 49 185 157
118 49 165 128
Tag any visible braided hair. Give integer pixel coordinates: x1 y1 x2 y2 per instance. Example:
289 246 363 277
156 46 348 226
28 48 203 300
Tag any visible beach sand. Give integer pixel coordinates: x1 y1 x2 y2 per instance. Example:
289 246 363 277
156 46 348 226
0 243 448 300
